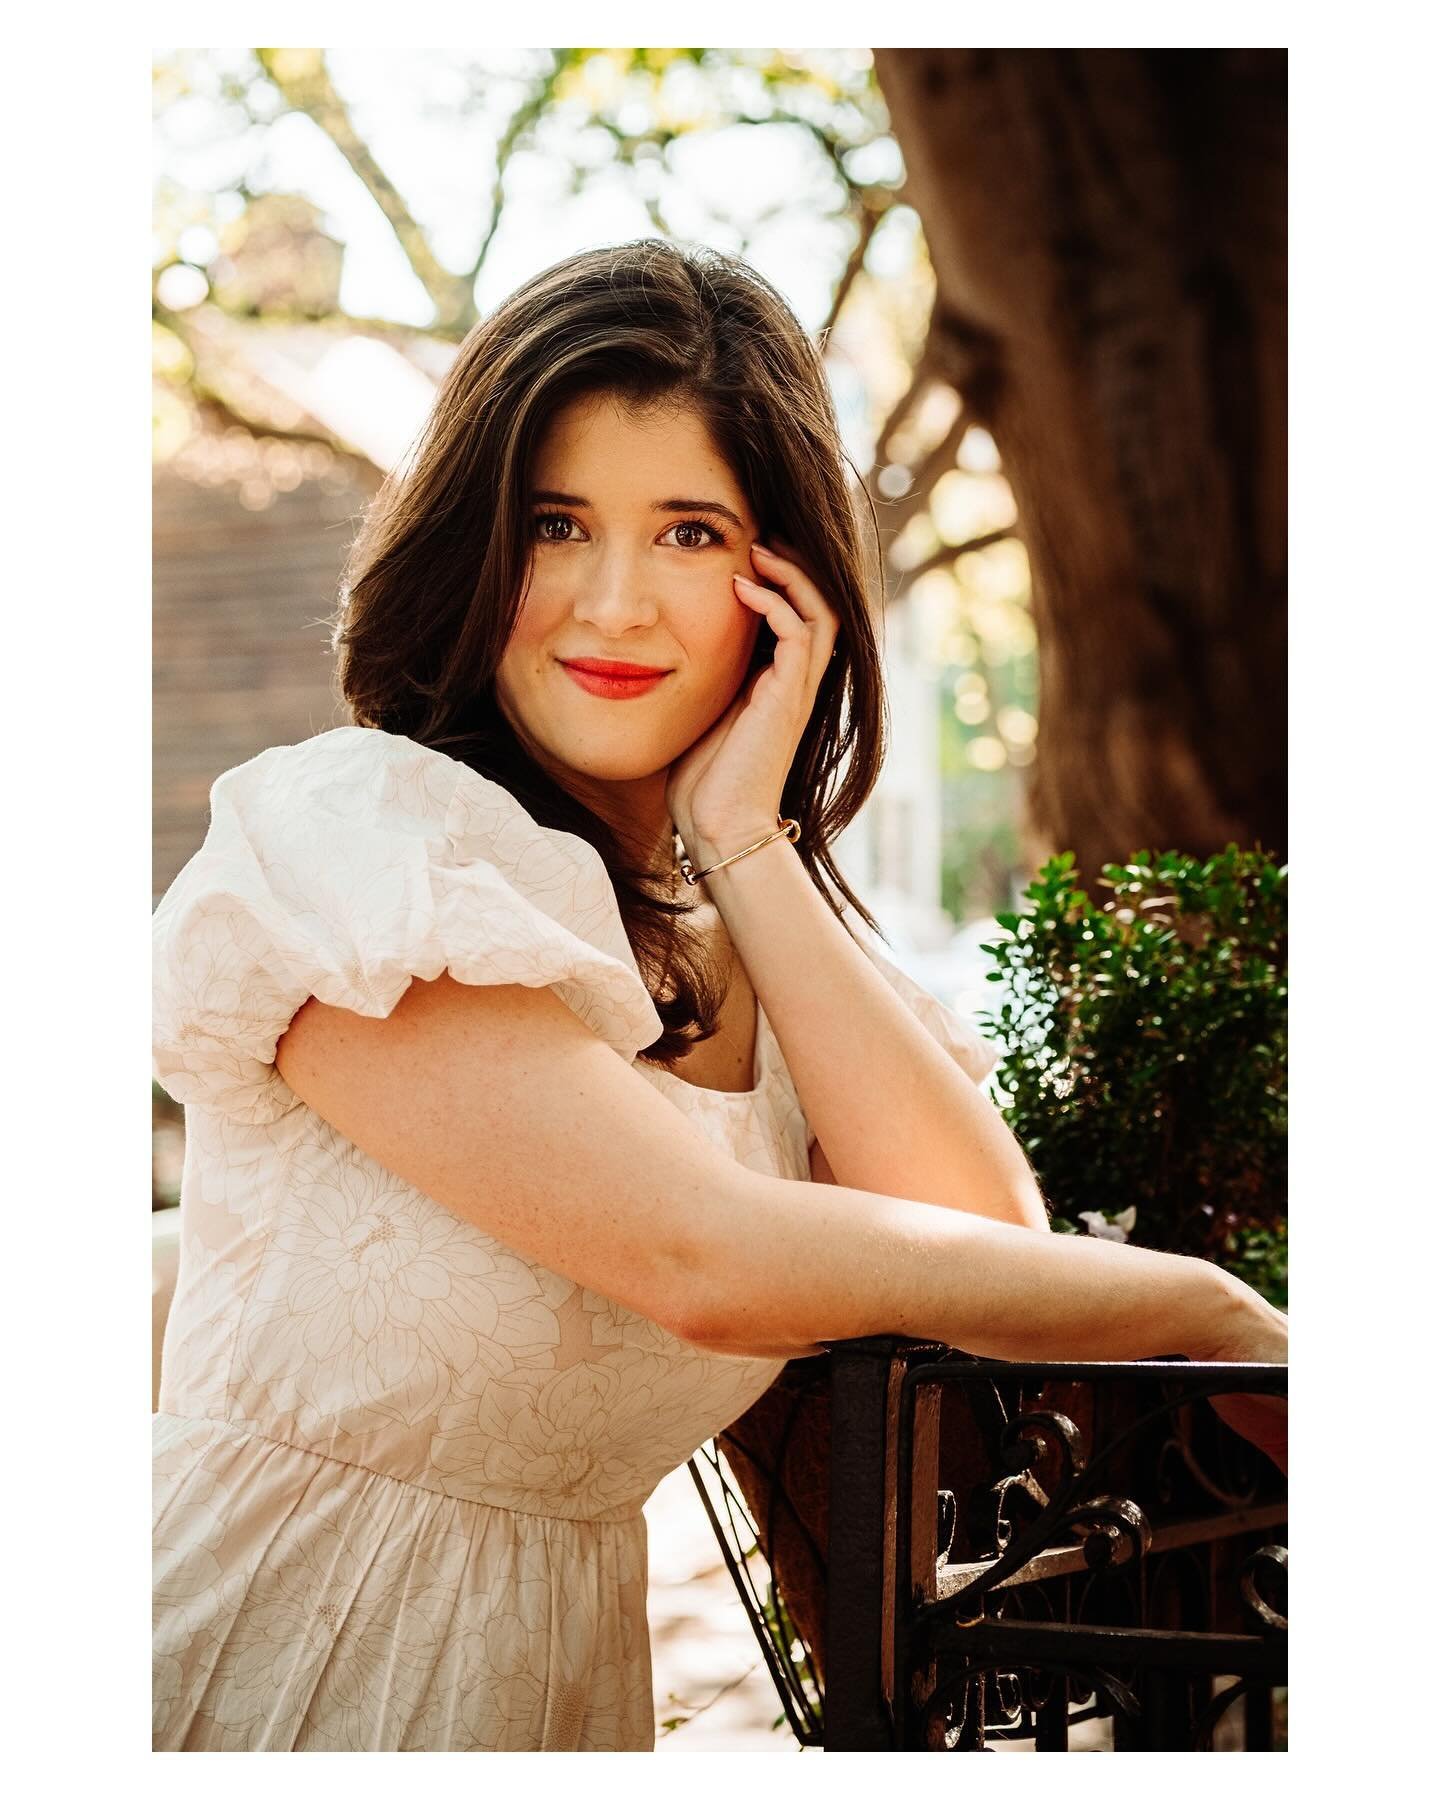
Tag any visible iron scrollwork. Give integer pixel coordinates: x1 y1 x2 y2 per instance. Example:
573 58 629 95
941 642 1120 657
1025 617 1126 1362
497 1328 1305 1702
691 1339 1286 1750
891 1351 1287 1750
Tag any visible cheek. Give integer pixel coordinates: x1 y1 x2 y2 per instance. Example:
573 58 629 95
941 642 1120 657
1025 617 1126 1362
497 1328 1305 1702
687 594 760 682
502 574 563 660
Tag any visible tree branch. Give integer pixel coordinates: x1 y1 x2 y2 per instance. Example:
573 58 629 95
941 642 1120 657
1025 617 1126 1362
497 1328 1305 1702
871 403 969 537
465 51 579 286
818 190 890 341
155 302 366 460
180 381 352 459
864 343 937 484
895 522 1018 587
254 48 473 333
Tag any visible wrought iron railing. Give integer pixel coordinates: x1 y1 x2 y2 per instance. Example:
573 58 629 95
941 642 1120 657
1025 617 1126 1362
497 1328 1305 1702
688 1336 1286 1751
686 1438 823 1746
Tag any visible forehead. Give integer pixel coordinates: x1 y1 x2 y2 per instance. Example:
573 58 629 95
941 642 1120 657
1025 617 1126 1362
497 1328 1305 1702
532 392 749 506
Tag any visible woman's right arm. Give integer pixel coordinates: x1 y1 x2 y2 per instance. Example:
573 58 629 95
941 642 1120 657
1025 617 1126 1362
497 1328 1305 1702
274 971 1282 1368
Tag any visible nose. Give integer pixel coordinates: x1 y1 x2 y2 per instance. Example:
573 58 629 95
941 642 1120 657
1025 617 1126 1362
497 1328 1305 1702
568 544 661 636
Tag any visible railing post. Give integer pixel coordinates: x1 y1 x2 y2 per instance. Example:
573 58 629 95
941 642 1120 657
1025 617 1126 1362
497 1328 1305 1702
893 1358 945 1749
823 1336 898 1750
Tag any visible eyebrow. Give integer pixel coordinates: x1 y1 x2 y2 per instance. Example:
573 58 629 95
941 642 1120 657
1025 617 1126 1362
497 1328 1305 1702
529 490 747 533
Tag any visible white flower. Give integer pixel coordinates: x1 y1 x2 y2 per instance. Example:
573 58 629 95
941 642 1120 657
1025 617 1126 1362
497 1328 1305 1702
1078 1205 1137 1243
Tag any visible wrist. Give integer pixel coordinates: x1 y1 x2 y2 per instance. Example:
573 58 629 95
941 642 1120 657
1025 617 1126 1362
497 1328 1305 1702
676 817 789 872
1188 1262 1275 1363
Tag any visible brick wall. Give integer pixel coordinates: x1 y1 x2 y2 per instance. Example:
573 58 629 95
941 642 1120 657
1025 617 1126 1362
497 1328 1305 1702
152 455 382 900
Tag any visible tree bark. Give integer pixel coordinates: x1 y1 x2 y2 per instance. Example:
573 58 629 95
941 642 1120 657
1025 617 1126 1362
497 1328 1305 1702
872 49 1286 882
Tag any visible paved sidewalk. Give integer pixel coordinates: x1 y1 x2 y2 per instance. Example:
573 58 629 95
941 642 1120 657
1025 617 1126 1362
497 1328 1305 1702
644 1462 807 1752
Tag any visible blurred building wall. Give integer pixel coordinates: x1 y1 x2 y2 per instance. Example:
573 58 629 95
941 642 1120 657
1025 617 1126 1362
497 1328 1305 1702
152 449 381 901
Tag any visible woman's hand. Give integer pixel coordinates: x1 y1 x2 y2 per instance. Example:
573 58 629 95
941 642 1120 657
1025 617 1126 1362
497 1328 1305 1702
1206 1389 1288 1477
1197 1289 1289 1476
665 540 839 853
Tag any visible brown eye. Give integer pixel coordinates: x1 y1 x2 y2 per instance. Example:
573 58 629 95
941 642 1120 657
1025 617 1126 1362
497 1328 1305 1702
535 513 578 542
661 520 723 549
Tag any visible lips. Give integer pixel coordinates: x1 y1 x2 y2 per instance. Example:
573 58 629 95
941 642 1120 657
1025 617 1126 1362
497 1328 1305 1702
559 658 673 701
562 658 670 677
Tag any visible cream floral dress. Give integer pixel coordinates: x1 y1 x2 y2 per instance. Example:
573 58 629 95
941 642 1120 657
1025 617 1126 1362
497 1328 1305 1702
151 726 996 1751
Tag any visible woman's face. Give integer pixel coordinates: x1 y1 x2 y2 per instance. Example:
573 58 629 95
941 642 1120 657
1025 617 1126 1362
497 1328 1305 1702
495 391 764 791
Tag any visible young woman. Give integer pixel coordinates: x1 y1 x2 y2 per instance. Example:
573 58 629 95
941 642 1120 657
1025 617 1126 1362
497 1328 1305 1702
152 239 1287 1752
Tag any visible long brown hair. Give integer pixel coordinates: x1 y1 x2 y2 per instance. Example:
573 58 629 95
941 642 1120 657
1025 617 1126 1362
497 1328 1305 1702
336 239 889 1067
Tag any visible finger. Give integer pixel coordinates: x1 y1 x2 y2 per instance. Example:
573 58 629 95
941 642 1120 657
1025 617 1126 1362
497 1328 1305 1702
732 573 809 647
748 545 841 683
749 542 840 637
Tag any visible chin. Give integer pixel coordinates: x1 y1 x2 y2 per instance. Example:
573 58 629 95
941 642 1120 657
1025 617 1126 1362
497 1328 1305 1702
560 746 675 783
529 727 674 783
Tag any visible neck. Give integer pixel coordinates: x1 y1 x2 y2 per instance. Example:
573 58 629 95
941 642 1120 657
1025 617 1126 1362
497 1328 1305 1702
554 764 679 884
499 707 679 882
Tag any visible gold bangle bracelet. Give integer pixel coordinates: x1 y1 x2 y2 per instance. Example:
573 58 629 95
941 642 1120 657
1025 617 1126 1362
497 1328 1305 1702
675 817 801 886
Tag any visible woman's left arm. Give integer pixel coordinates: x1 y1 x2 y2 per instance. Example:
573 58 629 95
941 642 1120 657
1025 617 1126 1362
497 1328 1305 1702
694 830 1050 1230
668 536 1049 1233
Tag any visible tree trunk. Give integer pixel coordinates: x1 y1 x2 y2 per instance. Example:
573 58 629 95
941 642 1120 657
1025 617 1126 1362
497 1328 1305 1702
872 49 1286 884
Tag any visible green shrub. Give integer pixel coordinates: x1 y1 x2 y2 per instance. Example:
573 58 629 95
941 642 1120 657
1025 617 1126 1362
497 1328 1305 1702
978 846 1287 1306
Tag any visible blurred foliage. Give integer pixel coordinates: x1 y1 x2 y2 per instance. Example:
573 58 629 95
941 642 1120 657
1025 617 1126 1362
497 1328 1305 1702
208 193 345 316
979 847 1288 1305
759 1582 822 1733
152 47 899 340
939 773 1025 924
933 525 1039 919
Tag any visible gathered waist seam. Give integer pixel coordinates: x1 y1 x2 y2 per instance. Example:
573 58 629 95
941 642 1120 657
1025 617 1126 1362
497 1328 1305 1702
153 1411 646 1526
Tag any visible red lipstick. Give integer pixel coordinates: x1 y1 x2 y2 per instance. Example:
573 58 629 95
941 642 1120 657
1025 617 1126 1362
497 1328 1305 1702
559 658 672 700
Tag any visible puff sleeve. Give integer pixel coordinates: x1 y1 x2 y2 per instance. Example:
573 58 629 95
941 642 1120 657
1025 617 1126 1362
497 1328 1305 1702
803 913 1000 1150
152 728 665 1125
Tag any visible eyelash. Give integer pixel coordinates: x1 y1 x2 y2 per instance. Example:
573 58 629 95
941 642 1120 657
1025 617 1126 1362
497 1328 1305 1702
531 511 728 549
